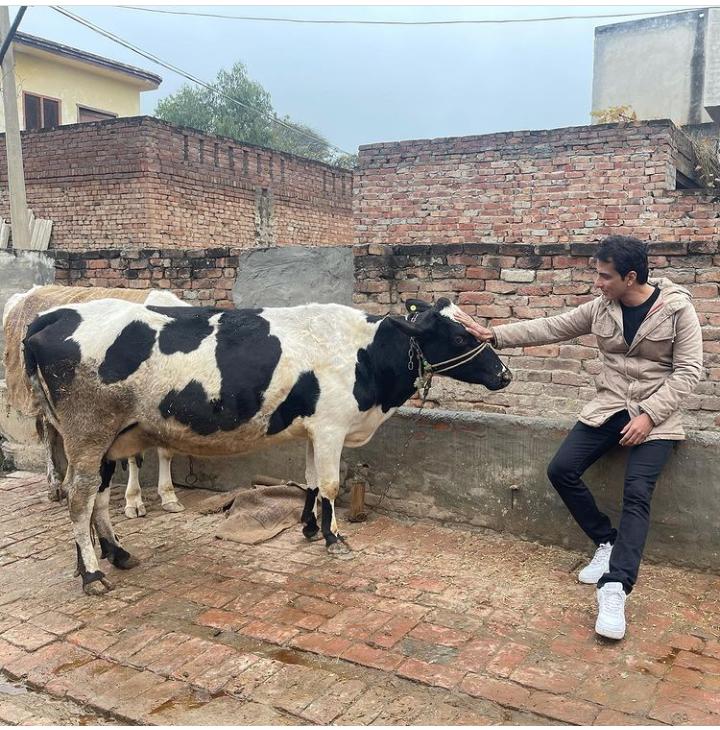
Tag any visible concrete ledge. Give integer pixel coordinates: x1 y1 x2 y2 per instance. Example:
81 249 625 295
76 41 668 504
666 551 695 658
347 408 720 571
2 379 718 570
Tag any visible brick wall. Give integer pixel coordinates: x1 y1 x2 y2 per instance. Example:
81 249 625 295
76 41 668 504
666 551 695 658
355 120 720 245
0 116 353 250
54 248 239 308
353 242 720 432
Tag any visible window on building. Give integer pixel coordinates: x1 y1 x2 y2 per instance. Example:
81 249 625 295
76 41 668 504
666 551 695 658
77 106 117 123
23 93 61 130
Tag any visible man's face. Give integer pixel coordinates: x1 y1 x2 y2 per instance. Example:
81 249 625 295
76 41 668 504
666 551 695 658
593 259 633 301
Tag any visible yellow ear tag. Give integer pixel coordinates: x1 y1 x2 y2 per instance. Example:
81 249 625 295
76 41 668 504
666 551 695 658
410 305 417 311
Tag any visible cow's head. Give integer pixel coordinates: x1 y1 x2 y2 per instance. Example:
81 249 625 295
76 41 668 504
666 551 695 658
387 298 512 391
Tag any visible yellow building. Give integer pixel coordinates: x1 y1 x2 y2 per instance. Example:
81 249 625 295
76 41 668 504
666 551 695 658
0 32 161 132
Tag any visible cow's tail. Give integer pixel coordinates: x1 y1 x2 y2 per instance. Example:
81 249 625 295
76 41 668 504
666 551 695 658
23 313 62 428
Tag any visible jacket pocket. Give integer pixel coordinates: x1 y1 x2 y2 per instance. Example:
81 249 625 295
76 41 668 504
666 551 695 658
643 317 674 342
591 316 616 338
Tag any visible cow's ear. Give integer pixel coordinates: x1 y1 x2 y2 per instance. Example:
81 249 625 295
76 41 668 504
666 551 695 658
387 315 434 338
405 299 432 315
433 297 452 311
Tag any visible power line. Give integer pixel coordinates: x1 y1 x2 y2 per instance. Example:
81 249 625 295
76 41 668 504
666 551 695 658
49 5 354 158
116 5 692 26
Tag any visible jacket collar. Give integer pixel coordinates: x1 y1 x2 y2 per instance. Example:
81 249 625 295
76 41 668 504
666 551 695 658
598 276 691 353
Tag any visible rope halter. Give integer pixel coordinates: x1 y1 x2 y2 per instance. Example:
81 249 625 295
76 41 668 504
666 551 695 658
408 337 491 395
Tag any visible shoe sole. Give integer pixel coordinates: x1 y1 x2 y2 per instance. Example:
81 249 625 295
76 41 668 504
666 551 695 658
578 573 602 584
595 620 625 640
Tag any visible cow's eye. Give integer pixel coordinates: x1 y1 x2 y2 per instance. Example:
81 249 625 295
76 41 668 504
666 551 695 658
453 334 466 346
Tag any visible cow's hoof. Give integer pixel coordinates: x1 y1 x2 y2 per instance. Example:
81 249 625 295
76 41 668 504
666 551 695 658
302 524 321 541
162 500 185 513
115 553 140 570
327 540 353 558
48 485 65 502
82 576 114 596
124 502 146 519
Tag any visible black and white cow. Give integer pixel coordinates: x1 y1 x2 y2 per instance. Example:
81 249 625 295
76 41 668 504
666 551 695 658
23 297 511 595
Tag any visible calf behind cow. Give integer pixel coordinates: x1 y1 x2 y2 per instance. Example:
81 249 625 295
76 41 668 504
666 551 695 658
24 297 511 595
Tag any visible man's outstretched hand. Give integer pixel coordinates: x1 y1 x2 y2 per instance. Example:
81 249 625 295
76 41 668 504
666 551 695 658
453 308 494 342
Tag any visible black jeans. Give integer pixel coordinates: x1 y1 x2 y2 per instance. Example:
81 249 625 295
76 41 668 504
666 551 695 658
546 410 674 594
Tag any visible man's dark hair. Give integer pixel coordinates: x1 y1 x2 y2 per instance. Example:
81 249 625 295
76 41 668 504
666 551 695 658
594 236 649 284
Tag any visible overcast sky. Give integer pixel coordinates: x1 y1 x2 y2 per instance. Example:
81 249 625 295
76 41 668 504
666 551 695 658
16 4 692 154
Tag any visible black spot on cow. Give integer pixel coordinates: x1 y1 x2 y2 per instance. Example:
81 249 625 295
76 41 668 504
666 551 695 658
267 371 320 435
99 321 156 384
148 307 214 354
158 308 282 435
353 319 416 413
23 308 82 404
364 313 384 323
98 459 116 493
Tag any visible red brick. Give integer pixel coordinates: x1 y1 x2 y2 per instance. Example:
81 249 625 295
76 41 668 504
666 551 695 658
655 678 720 714
125 632 191 669
675 649 720 675
396 658 465 689
369 616 420 649
300 678 367 724
27 612 83 636
525 691 599 725
102 625 166 662
459 673 531 708
577 671 659 715
407 622 471 648
4 641 93 687
194 608 248 631
66 627 118 654
593 708 650 725
0 637 27 671
1 623 57 651
291 595 343 618
145 636 215 677
649 698 720 725
341 643 404 672
44 657 117 702
238 620 299 645
319 607 391 640
485 641 532 678
190 652 260 694
453 638 502 672
289 632 353 658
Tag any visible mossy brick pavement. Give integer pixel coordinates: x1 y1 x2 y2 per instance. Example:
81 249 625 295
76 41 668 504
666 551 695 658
1 471 719 725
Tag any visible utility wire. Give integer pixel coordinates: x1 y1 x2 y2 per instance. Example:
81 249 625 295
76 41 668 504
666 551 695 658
116 5 692 26
50 5 353 158
0 6 27 67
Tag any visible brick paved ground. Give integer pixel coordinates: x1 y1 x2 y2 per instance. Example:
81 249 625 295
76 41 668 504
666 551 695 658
1 470 719 726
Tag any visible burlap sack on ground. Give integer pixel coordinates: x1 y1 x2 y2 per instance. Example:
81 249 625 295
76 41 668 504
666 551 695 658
193 483 306 544
3 285 150 416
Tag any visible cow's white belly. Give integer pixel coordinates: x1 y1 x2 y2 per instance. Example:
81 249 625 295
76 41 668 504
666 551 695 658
343 406 396 447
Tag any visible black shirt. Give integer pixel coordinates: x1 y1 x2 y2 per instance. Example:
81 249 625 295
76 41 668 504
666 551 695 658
620 286 661 346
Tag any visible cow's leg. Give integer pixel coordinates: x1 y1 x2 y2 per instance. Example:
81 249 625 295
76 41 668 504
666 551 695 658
39 417 67 502
124 456 146 518
301 440 321 541
157 448 184 513
312 435 350 555
95 459 140 571
66 457 113 595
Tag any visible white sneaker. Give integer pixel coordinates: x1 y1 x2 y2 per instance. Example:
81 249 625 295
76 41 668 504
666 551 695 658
595 581 627 640
578 542 613 584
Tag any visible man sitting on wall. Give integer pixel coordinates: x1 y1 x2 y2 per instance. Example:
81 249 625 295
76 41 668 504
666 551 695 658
454 236 703 640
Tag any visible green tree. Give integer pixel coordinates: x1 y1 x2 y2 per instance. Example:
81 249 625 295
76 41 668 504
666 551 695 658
155 62 344 165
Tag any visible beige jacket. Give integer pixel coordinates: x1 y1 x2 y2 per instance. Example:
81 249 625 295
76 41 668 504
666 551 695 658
492 278 704 440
